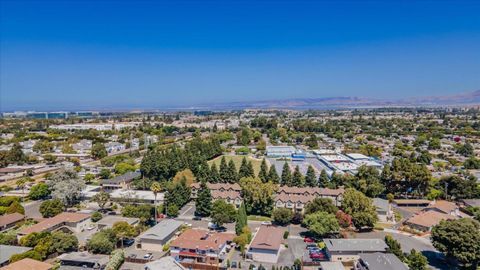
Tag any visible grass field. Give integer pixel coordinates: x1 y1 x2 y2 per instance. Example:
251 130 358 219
208 155 263 176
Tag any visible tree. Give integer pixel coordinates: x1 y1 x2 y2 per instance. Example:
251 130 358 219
46 169 85 206
305 165 316 187
406 249 428 270
173 169 197 186
121 204 154 223
211 200 237 226
6 201 24 215
258 159 269 183
235 202 248 235
341 188 377 229
50 231 78 254
7 143 27 165
354 165 384 198
99 169 111 179
431 218 480 268
43 154 57 164
268 165 279 184
239 177 276 216
112 221 137 248
385 235 404 261
92 191 110 210
457 142 474 157
114 162 136 175
195 180 212 217
33 140 53 154
91 143 107 159
239 157 254 179
305 133 318 148
39 199 64 218
28 183 51 200
167 204 179 217
439 174 479 200
272 208 293 226
87 229 117 254
227 159 239 183
150 182 162 222
281 162 292 186
91 211 103 222
318 169 329 188
292 165 304 187
304 198 338 215
219 156 229 183
335 210 352 228
303 211 339 237
209 164 220 183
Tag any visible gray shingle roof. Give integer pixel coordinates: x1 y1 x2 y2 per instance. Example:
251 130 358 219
0 245 32 264
324 239 388 252
102 171 141 185
138 219 183 241
359 253 409 270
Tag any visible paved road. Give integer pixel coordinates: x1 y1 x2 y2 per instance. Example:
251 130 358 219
23 200 43 219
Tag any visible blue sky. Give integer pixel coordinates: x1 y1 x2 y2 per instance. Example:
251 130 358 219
1 0 480 111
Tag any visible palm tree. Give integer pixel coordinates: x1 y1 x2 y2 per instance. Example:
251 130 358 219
150 182 162 224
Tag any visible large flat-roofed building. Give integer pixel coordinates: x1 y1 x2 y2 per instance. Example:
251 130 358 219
136 219 183 251
247 225 285 263
96 216 139 230
324 239 388 262
266 146 296 158
355 253 408 270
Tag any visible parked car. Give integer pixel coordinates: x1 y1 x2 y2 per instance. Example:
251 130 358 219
143 253 153 260
193 216 202 221
128 254 137 259
123 239 135 246
304 237 315 243
306 243 317 248
261 221 272 226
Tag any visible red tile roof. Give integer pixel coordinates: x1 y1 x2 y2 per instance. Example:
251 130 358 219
0 213 24 227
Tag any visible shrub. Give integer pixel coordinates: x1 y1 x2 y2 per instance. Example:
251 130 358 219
105 250 124 270
283 231 289 239
91 211 103 222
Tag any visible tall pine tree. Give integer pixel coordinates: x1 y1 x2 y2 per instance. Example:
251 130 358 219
210 163 220 183
268 165 280 184
238 157 250 179
318 169 329 188
227 159 238 183
195 180 212 217
246 161 255 178
281 162 292 186
292 165 304 187
235 202 248 235
305 165 316 187
258 158 269 183
219 156 229 183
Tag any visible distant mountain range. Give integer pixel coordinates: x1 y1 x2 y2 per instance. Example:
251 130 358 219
190 90 480 110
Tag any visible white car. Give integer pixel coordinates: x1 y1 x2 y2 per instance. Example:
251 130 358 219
261 221 272 226
143 253 153 260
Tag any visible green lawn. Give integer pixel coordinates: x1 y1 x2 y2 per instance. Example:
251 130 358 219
247 215 272 222
208 155 263 176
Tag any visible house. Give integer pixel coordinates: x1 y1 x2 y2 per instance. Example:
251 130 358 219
355 253 408 270
0 245 32 267
372 198 394 222
275 186 345 209
170 229 235 267
0 258 52 270
404 210 456 232
96 216 139 230
57 252 109 270
247 225 285 263
319 262 344 270
104 142 126 153
101 171 141 190
0 213 24 231
324 239 388 262
190 183 243 207
426 200 462 217
136 219 183 251
462 199 480 208
145 257 186 270
18 212 91 239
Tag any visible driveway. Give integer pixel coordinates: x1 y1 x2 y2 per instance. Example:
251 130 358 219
22 200 43 219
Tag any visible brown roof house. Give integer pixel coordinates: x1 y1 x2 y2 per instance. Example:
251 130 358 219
0 213 24 232
404 210 456 232
0 258 52 270
191 183 243 208
247 225 285 263
18 212 91 239
170 229 235 267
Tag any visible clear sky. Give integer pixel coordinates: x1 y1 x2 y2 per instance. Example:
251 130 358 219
1 0 480 111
